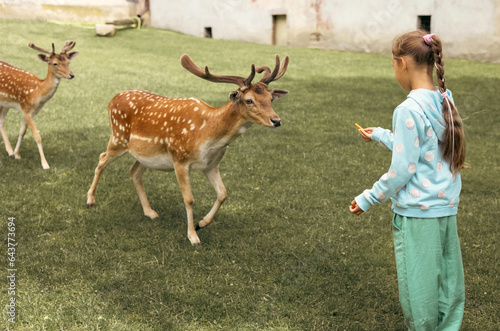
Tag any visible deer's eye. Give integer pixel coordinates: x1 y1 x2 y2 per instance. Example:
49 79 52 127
245 99 253 105
53 63 58 66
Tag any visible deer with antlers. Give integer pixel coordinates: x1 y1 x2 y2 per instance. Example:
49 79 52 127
87 54 289 245
0 41 78 169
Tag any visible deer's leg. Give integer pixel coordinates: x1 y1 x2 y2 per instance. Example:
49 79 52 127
87 140 126 208
130 160 159 220
174 163 200 246
16 114 49 169
197 166 227 230
0 107 14 156
13 117 28 160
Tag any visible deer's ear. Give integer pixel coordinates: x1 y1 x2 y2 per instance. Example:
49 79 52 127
229 90 241 102
270 89 289 101
37 54 50 63
67 51 79 61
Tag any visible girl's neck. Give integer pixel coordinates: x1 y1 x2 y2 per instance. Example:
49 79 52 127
409 65 436 91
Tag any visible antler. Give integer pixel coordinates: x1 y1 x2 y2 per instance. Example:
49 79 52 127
257 55 289 85
60 40 76 54
181 54 256 87
28 42 55 55
28 41 76 55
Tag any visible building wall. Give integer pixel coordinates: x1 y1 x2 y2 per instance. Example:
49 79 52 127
0 0 135 22
1 0 498 62
150 0 500 63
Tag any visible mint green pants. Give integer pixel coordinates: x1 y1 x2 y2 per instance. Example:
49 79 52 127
392 214 465 331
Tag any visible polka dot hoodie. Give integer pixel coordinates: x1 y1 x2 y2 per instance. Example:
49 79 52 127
355 88 461 218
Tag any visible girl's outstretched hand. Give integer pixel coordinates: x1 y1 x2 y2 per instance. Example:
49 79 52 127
358 127 375 142
349 200 364 215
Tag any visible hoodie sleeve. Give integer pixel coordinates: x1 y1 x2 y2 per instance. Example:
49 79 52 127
355 105 423 212
371 127 394 150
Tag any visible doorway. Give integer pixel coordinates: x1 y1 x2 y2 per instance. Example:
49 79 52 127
272 15 287 46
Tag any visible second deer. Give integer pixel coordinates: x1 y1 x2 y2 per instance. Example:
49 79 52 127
87 54 289 246
0 41 78 169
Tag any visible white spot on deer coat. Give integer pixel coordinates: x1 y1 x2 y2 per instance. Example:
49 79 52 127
130 134 153 143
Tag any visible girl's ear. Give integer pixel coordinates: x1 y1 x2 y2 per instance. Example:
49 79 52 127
393 56 408 71
400 57 408 71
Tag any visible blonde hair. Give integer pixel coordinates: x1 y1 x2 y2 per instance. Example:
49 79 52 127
393 30 466 172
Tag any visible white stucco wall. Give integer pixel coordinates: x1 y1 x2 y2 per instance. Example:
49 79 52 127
151 0 274 44
150 0 500 62
1 0 498 61
0 0 135 22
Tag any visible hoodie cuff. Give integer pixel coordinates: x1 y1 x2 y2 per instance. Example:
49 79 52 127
371 127 385 143
355 193 371 213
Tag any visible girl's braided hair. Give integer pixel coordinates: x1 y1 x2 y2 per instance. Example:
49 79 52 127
392 30 466 172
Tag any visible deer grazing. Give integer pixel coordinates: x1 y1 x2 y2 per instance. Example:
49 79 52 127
87 54 289 245
0 41 78 169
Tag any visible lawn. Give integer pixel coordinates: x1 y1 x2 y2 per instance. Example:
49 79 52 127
0 19 499 330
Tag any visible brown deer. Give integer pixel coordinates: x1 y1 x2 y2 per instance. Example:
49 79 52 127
87 54 289 245
0 41 78 169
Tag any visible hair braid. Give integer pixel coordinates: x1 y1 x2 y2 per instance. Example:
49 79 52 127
431 42 446 93
430 37 466 172
392 30 466 172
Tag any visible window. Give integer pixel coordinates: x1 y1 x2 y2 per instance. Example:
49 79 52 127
418 16 431 32
204 27 212 38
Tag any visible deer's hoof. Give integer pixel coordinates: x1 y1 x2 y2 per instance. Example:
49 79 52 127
189 235 202 246
195 224 201 231
87 203 95 209
145 210 160 220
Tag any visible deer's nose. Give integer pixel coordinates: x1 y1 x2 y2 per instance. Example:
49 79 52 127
271 119 281 127
69 74 75 79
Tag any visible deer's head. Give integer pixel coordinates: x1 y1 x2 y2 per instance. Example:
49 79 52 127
181 54 289 128
29 41 79 79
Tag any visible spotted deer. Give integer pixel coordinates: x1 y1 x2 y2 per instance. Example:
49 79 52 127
87 54 289 245
0 41 78 169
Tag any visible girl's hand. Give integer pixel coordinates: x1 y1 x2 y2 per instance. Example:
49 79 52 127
349 200 364 215
359 127 375 142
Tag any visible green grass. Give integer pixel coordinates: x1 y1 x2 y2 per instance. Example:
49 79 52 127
0 19 499 330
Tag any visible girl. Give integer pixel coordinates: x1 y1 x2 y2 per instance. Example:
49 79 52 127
350 30 466 330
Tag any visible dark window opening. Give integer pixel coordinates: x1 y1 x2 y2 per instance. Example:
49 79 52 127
204 27 212 38
418 16 431 32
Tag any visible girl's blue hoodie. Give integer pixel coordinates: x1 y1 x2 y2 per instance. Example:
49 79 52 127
355 89 461 217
